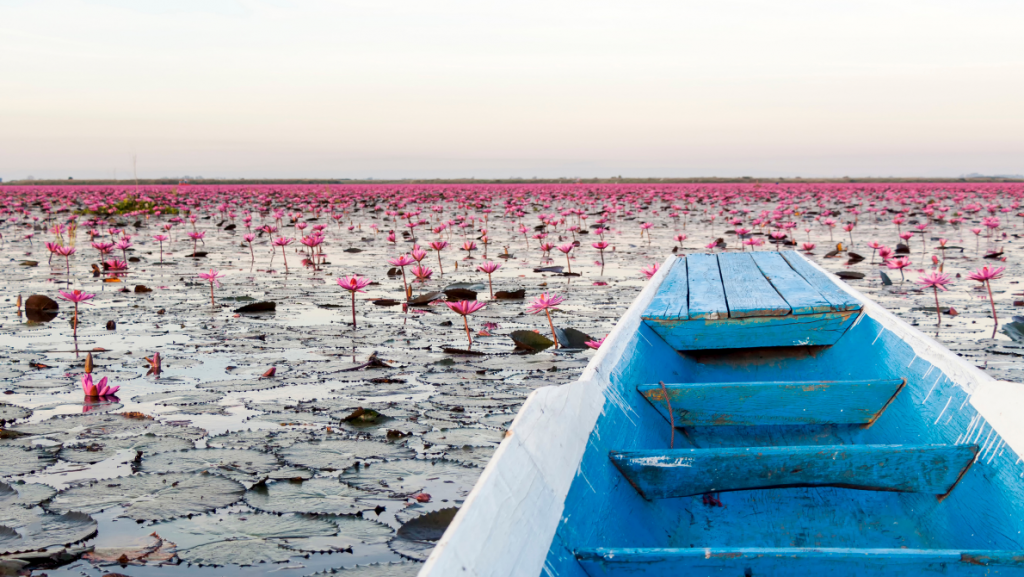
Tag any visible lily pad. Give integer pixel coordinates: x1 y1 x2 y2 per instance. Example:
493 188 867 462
339 459 476 496
555 327 594 349
207 428 316 451
0 403 31 425
139 448 279 487
132 390 225 406
198 378 282 392
0 445 56 476
48 472 246 520
0 481 56 507
0 509 96 555
510 330 555 352
279 516 394 552
421 427 503 447
158 512 339 566
245 477 377 515
279 439 415 471
389 507 458 561
58 433 193 464
307 561 421 576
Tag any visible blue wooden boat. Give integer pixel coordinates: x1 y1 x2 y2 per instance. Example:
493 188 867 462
422 251 1024 577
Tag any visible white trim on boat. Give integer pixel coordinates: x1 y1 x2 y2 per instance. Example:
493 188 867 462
419 257 676 577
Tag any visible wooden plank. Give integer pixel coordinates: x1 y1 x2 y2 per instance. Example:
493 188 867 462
637 379 905 426
610 444 978 499
641 258 688 321
752 252 833 315
716 252 791 318
684 253 728 320
576 548 1024 577
781 251 861 312
645 309 858 350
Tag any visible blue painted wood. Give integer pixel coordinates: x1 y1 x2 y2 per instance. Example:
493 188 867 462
781 251 862 312
533 274 1024 577
575 548 1024 576
685 253 728 320
611 444 978 499
644 309 859 350
752 251 833 315
716 252 791 318
637 379 905 426
641 258 688 321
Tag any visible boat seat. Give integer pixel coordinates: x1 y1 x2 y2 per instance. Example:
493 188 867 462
637 379 905 426
575 547 1024 576
610 444 978 499
642 252 862 350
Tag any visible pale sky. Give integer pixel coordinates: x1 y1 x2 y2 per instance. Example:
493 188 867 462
1 0 1022 180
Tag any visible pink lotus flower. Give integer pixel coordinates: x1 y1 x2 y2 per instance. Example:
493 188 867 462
82 373 119 397
338 275 371 328
411 247 427 262
527 293 564 347
585 337 605 350
461 241 477 258
886 256 912 283
198 269 225 307
411 264 433 281
917 271 953 326
57 289 95 338
641 263 660 280
388 254 415 298
968 266 1006 326
445 300 487 349
557 243 575 273
476 261 501 298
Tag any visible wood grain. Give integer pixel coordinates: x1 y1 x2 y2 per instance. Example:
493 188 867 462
576 547 1024 576
637 379 905 426
752 251 833 315
644 310 859 350
641 257 688 321
717 252 791 318
611 444 978 499
782 251 862 312
685 253 728 320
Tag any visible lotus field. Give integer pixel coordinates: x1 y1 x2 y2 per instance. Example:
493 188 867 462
0 182 1020 574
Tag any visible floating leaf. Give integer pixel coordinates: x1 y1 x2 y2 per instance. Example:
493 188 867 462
280 439 415 471
880 271 893 286
234 301 277 313
0 509 96 555
157 512 338 565
244 477 376 515
132 390 225 406
306 561 420 576
0 481 56 508
1002 322 1024 343
421 427 503 447
555 327 594 349
834 271 864 279
389 507 458 561
494 289 526 299
0 445 56 476
510 330 554 352
207 428 315 451
0 403 31 425
58 434 193 464
339 459 476 496
139 448 279 487
48 473 245 520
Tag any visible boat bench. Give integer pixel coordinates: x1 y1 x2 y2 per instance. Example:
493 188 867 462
642 251 862 350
